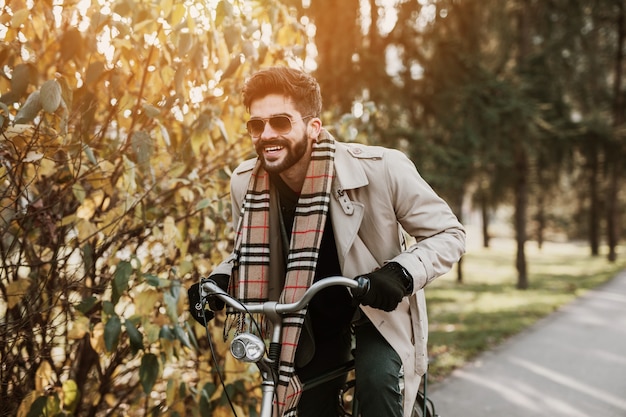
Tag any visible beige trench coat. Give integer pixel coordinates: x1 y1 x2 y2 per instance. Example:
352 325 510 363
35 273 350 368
214 135 466 417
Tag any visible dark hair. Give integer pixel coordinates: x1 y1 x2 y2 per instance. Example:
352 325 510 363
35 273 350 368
242 67 322 117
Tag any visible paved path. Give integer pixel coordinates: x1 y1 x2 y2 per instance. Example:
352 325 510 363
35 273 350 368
428 269 626 417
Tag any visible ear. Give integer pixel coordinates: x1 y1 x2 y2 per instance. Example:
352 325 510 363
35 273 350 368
308 117 322 139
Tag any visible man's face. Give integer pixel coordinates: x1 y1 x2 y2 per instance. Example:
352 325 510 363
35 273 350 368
248 94 312 175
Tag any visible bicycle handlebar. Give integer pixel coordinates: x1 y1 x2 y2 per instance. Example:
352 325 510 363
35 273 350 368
200 275 370 316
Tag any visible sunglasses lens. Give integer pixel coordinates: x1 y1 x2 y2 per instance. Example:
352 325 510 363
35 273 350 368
268 116 292 133
246 119 265 137
246 116 294 137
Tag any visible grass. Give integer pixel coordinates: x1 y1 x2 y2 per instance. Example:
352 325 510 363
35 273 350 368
425 235 626 383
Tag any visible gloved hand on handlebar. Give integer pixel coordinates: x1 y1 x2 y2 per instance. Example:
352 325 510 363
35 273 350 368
355 262 413 312
187 274 230 325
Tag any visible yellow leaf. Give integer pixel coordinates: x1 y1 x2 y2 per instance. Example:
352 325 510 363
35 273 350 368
160 65 175 87
163 216 178 242
76 218 97 241
31 13 46 41
16 391 37 417
134 19 156 34
2 26 17 43
62 380 79 411
166 377 177 405
35 361 53 392
104 393 117 407
121 156 137 193
61 214 77 227
161 0 173 17
213 404 245 417
38 157 56 178
90 322 106 354
135 287 160 316
76 198 96 220
68 316 90 340
171 3 186 26
11 8 30 27
2 124 33 143
7 278 32 309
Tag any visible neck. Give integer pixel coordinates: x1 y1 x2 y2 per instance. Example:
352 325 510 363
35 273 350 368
278 147 313 193
279 166 307 193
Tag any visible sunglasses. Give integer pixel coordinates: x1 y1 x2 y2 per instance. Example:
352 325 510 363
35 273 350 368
246 115 313 137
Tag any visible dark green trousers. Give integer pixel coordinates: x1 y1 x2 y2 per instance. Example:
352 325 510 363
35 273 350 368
296 320 403 417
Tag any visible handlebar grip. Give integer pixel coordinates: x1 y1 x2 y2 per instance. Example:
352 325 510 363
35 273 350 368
352 276 370 300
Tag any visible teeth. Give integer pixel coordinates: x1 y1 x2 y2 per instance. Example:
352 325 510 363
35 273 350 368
265 146 283 152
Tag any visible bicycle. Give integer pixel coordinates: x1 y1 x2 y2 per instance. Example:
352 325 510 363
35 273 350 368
199 276 438 417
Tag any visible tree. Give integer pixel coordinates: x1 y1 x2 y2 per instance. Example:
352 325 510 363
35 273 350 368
0 0 310 415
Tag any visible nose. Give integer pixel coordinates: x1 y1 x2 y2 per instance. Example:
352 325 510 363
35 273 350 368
259 120 278 139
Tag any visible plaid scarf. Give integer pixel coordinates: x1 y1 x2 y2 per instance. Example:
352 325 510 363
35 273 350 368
229 132 335 416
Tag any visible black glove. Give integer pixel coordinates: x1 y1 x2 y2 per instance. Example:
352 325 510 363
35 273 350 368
356 262 413 312
187 274 230 325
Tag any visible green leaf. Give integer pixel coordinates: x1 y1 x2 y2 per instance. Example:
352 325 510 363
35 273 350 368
143 274 161 287
83 144 97 165
163 290 178 322
40 79 62 113
139 353 159 394
184 321 199 350
159 326 175 340
174 324 192 349
142 103 161 118
72 183 86 203
26 395 47 417
102 301 115 316
14 90 41 124
195 198 211 211
199 382 216 417
178 381 187 399
27 392 61 416
163 280 181 321
131 130 153 168
82 243 94 275
104 315 121 352
113 261 132 304
75 296 97 314
125 319 144 355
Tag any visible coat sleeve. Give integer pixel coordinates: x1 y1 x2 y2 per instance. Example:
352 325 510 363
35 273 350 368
384 149 466 291
209 159 256 277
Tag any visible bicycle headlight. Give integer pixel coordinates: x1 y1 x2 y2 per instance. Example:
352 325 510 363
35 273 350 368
230 333 265 362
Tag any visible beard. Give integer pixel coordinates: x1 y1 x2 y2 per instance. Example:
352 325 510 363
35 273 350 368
255 132 309 174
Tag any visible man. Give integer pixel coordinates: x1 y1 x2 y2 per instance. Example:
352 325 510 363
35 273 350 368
189 66 465 417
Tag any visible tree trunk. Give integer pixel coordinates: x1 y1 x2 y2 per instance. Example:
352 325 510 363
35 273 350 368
450 188 465 283
607 1 625 262
588 142 600 256
535 168 545 250
514 0 530 289
480 190 491 248
514 146 529 289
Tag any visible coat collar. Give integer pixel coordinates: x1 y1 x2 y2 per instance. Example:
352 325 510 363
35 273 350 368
333 141 369 190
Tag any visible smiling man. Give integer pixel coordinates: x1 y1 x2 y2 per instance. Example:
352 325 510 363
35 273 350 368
189 66 466 417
